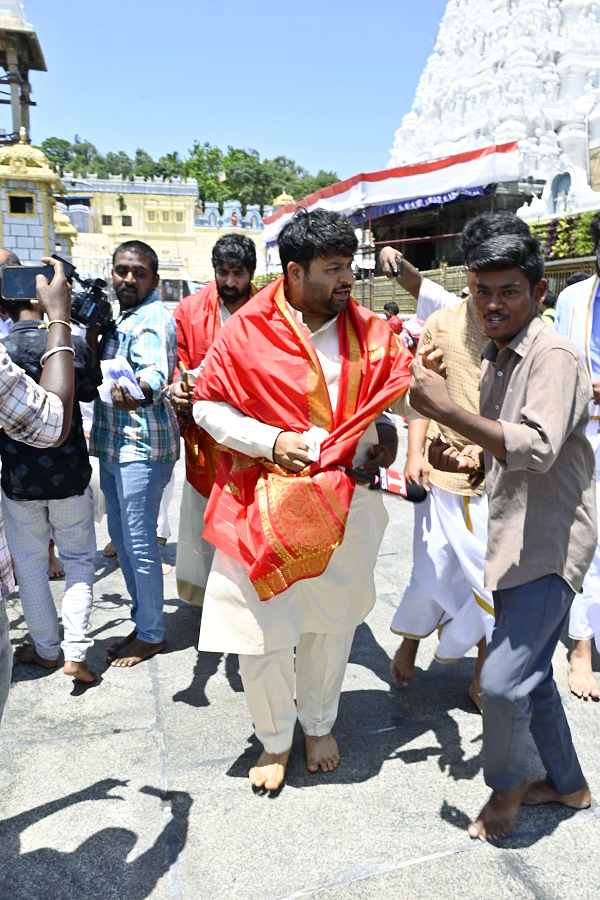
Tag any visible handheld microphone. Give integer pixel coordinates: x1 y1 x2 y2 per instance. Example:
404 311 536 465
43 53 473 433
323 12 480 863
335 466 428 502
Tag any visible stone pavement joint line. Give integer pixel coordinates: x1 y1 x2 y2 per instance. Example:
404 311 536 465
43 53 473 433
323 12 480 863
268 805 600 900
268 841 484 899
149 656 184 900
0 725 148 748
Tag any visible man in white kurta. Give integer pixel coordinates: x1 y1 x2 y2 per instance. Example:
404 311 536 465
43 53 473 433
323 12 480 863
555 226 600 700
193 209 413 791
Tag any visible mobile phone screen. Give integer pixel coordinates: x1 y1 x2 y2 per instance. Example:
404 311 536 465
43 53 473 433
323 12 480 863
1 265 54 300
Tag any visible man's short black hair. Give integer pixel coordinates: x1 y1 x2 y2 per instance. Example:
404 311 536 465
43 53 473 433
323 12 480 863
461 212 531 264
566 271 591 287
467 233 544 291
278 208 358 274
589 212 600 249
543 289 557 309
112 240 159 275
383 301 399 315
211 234 256 274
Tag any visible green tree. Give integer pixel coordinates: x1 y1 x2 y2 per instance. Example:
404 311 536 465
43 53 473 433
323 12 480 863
184 141 227 203
70 136 103 176
39 137 72 174
99 150 134 178
133 148 157 179
221 147 272 208
156 151 186 180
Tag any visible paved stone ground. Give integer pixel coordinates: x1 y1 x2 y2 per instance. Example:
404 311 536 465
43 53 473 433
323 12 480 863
1 428 599 900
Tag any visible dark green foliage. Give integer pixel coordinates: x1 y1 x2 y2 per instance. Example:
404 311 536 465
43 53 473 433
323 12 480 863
37 137 338 214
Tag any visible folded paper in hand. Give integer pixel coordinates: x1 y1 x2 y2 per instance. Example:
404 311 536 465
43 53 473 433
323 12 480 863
99 355 145 405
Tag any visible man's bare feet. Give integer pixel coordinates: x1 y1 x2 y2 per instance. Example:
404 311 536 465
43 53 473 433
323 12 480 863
109 637 166 667
390 638 419 688
63 660 97 683
103 540 117 558
15 643 58 669
521 779 591 809
161 561 172 575
249 747 291 791
106 630 137 658
569 639 600 700
305 733 340 773
468 782 528 841
48 542 64 579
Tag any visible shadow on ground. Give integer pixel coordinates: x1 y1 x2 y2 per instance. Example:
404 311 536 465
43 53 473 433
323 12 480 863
0 780 192 899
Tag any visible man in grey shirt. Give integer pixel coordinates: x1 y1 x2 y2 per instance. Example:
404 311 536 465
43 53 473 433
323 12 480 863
409 232 596 841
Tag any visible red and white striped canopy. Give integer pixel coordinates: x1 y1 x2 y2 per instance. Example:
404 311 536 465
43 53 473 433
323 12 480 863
263 141 520 247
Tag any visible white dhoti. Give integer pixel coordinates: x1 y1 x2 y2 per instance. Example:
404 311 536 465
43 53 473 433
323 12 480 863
557 280 600 649
569 474 600 650
199 486 388 750
175 479 215 606
391 483 493 660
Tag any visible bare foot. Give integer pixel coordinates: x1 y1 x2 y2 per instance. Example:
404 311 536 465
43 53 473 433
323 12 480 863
106 630 137 658
468 782 528 841
569 639 600 700
63 660 97 683
48 543 64 579
249 747 291 791
522 780 591 809
390 638 419 688
103 540 117 558
305 733 340 773
109 637 166 667
161 561 172 575
15 643 58 669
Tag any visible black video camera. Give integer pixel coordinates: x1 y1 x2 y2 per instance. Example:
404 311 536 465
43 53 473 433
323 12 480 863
52 254 114 331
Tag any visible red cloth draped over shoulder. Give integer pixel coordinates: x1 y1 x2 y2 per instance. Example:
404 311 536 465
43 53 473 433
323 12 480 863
193 277 412 600
174 282 222 496
174 281 258 497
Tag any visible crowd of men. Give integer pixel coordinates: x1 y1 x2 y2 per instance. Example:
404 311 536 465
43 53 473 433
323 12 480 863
0 205 598 843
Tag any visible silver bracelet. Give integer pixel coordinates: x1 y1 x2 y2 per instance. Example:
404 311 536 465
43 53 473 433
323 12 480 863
40 345 75 367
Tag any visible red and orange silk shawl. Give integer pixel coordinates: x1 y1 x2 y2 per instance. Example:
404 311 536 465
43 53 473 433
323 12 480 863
174 281 256 497
194 277 412 600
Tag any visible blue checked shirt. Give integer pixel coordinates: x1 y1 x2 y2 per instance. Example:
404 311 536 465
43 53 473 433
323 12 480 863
90 292 180 464
0 344 64 597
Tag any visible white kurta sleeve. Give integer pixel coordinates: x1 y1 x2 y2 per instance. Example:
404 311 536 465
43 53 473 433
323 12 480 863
193 399 283 461
416 279 460 320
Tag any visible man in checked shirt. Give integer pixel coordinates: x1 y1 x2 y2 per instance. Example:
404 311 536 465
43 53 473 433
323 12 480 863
0 254 75 724
87 241 179 668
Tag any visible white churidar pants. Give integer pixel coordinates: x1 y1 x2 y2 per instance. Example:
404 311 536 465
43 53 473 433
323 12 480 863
175 479 215 606
391 483 494 660
239 629 356 754
2 487 96 662
569 471 600 649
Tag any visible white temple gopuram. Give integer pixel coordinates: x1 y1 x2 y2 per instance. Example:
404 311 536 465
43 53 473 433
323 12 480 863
389 0 600 220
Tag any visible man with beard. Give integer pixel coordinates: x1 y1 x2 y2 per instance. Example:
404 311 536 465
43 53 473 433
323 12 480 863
169 234 257 605
88 241 179 667
192 209 414 791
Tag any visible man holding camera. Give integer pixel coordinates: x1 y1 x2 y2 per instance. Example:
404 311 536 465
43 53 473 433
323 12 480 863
0 255 101 684
0 253 75 721
88 240 179 668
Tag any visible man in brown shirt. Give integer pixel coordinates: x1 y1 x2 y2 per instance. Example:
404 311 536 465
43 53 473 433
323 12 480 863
409 232 596 841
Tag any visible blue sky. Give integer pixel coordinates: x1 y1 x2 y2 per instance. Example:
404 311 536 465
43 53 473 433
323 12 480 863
18 0 448 180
